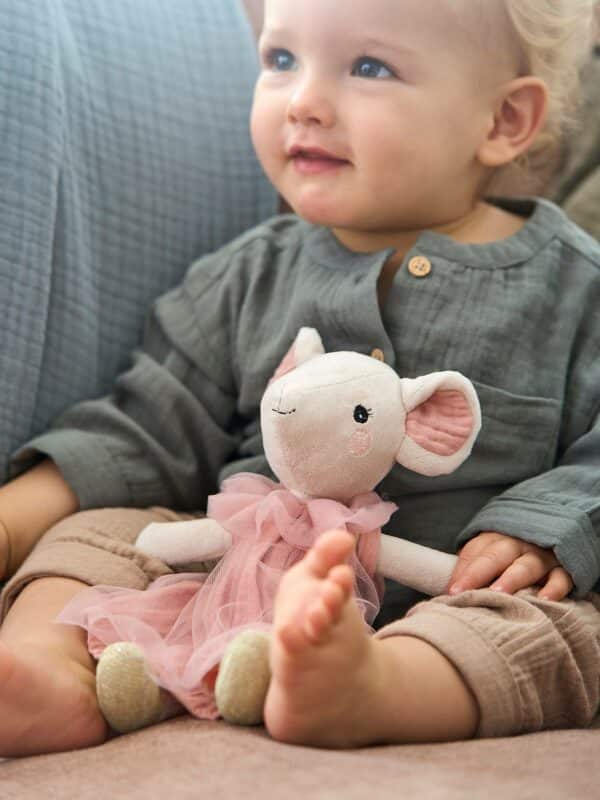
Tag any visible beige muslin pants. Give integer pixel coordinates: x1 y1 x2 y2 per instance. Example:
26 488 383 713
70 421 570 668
2 507 599 738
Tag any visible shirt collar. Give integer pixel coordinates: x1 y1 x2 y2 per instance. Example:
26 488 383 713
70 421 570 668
303 197 563 272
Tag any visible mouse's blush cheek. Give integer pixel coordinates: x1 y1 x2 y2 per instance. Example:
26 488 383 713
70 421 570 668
348 429 372 458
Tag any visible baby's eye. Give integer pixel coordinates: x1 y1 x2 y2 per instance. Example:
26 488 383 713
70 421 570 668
351 57 394 80
263 48 297 72
353 405 373 424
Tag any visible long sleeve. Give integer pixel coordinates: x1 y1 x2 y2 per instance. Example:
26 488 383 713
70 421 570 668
457 419 600 596
7 212 365 513
10 264 242 512
457 338 600 597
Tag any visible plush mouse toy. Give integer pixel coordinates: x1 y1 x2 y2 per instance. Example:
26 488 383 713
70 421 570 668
61 328 481 733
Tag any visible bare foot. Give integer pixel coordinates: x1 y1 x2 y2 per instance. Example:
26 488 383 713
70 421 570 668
0 640 108 757
264 530 480 748
264 530 386 748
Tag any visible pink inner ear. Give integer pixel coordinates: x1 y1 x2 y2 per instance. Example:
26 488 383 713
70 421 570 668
269 346 298 385
405 390 473 456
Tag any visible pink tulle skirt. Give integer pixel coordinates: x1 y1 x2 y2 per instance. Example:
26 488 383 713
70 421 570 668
57 474 396 719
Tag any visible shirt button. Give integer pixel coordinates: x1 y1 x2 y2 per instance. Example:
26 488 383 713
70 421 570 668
408 256 432 278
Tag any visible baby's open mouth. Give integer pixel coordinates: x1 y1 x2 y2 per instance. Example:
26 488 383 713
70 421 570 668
295 150 344 160
291 150 350 174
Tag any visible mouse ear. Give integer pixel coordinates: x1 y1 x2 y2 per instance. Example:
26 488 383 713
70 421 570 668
396 372 481 476
269 328 325 383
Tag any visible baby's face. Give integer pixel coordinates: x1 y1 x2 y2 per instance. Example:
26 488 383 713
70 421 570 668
251 0 515 238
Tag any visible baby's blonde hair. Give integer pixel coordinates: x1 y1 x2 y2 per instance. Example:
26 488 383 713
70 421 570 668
503 0 597 157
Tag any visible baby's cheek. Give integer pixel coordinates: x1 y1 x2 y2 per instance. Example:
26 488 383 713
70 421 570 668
348 429 372 458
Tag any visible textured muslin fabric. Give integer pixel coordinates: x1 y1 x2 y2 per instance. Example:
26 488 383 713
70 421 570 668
0 0 277 482
374 588 600 737
12 199 600 616
0 507 192 620
54 474 389 720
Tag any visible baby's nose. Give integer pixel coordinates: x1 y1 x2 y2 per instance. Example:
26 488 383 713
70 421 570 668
287 77 336 128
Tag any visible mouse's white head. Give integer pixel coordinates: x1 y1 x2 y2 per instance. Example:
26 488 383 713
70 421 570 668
261 328 481 502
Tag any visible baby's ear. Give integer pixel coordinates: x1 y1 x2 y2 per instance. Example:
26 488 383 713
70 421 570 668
396 372 481 476
269 328 325 383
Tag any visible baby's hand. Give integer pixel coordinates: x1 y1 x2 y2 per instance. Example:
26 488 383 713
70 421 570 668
448 531 574 601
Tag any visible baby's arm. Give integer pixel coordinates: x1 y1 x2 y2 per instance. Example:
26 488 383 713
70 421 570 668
450 312 600 601
0 459 79 580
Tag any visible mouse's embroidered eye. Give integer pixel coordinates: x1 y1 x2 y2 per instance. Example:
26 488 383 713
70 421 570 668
353 405 372 424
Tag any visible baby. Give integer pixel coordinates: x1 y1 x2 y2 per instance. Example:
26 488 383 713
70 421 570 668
0 0 599 755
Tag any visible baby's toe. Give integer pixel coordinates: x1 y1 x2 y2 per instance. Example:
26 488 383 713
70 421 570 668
305 599 335 643
307 531 356 578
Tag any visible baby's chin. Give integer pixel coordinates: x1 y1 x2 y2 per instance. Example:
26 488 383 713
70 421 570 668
284 196 340 226
286 198 367 232
285 193 405 240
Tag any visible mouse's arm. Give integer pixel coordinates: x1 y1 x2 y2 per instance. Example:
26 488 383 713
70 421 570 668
376 532 458 596
136 521 457 596
136 519 232 566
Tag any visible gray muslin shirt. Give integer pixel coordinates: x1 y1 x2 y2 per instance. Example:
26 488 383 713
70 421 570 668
12 198 600 619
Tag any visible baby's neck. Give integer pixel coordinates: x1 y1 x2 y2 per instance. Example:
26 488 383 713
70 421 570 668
333 201 527 268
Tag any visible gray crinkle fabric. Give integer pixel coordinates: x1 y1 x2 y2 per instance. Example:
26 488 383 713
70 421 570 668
0 0 277 482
